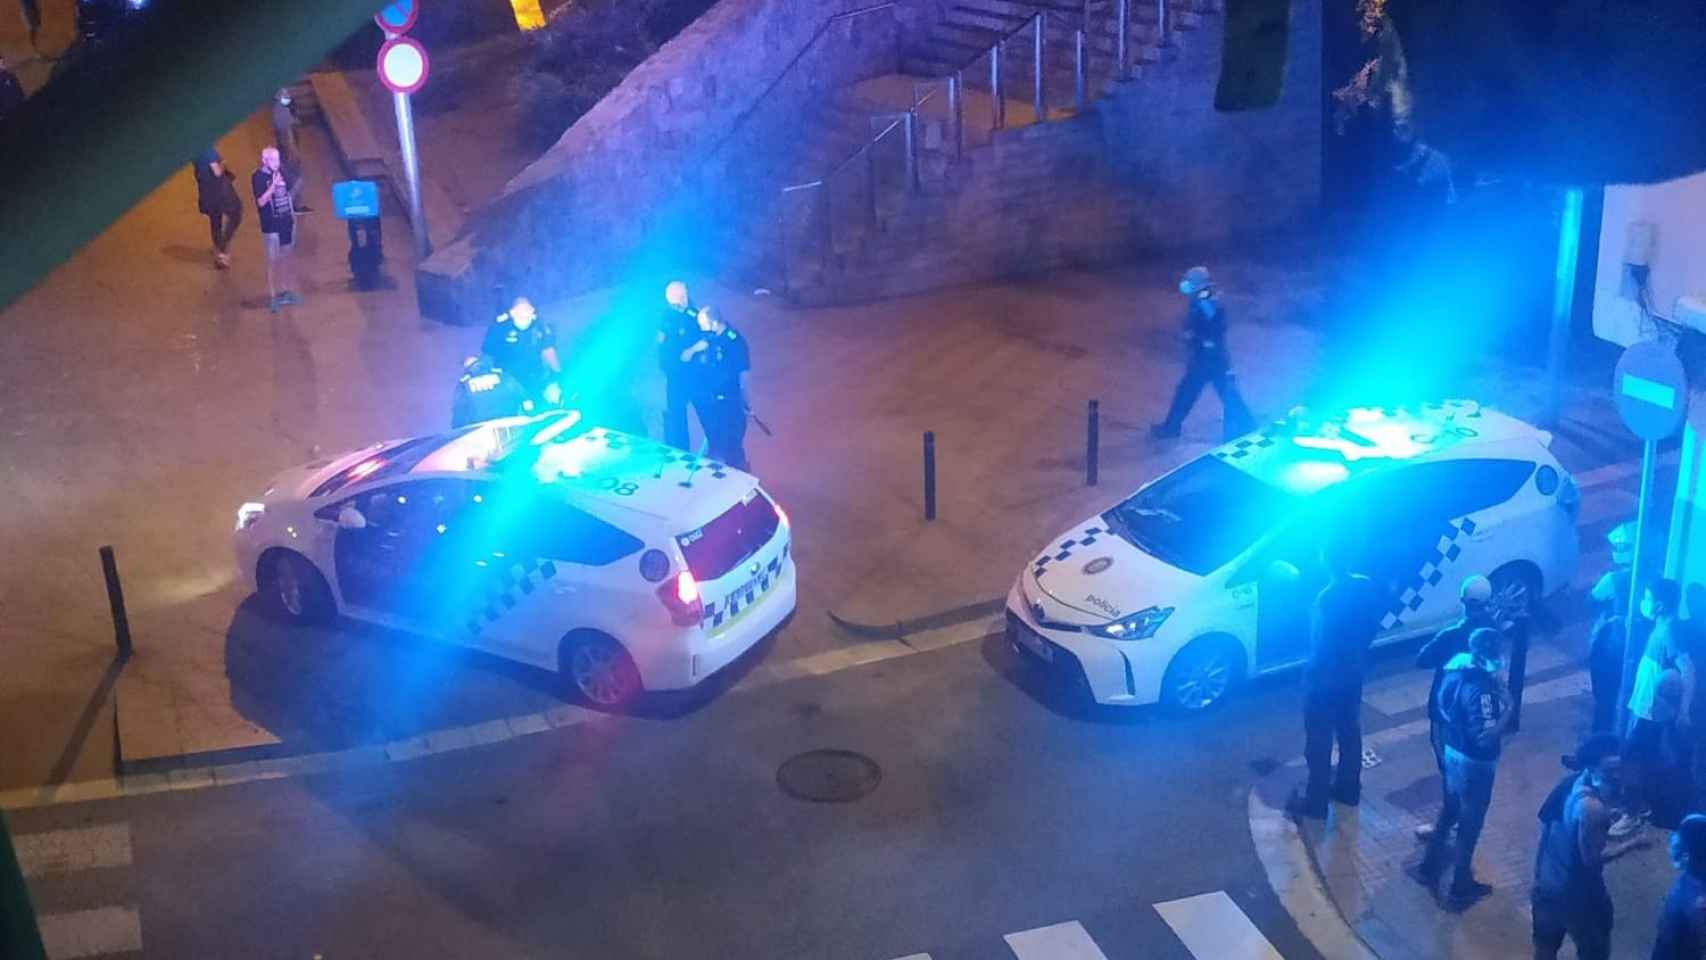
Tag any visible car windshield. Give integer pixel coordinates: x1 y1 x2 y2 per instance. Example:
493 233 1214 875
1101 455 1301 575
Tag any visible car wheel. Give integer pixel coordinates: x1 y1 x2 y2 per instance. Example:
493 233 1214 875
1161 637 1244 713
1488 562 1543 624
561 633 642 708
262 550 334 625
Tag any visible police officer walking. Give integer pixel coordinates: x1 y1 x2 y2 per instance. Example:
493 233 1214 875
683 305 751 470
658 280 700 450
1151 266 1256 441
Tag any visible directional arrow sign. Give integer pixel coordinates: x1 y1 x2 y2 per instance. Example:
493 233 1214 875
1614 339 1689 441
375 0 419 34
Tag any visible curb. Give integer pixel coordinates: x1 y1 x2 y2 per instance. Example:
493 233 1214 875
1248 769 1382 960
826 597 1006 640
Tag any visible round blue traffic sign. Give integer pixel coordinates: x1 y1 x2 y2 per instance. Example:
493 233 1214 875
375 0 418 34
1614 339 1689 441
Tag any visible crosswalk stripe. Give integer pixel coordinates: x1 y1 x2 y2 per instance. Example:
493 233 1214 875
1003 920 1109 959
1153 891 1282 960
888 954 932 960
13 824 132 878
37 906 143 959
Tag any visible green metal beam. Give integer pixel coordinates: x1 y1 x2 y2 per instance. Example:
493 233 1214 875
0 0 386 312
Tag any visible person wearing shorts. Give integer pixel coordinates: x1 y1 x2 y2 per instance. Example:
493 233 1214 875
251 146 299 311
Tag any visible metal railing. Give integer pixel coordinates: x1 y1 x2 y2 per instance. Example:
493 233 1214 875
776 0 1177 293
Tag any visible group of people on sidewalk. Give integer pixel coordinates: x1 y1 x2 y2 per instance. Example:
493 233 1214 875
456 280 754 469
1282 522 1706 957
191 89 310 311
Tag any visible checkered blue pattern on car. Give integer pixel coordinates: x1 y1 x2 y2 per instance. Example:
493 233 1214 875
465 558 558 637
1032 527 1107 579
703 548 786 629
1379 516 1476 631
1212 433 1279 461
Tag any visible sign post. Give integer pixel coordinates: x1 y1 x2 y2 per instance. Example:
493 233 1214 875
1613 339 1690 733
375 0 431 259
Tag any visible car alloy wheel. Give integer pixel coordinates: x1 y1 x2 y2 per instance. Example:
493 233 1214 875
275 556 306 618
1173 657 1230 711
1489 564 1540 624
570 641 634 706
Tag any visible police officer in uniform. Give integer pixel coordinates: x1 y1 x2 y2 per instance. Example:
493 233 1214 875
658 280 700 450
683 305 751 470
470 296 562 412
1151 266 1256 441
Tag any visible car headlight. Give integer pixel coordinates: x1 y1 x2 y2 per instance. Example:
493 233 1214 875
1088 605 1174 640
236 502 266 532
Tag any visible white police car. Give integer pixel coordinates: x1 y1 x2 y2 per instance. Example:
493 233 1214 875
1006 401 1579 711
233 411 795 707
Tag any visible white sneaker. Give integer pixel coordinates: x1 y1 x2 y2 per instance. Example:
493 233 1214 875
1414 823 1436 841
1608 812 1642 839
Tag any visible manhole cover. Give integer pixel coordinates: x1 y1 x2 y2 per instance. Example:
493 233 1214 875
777 749 882 803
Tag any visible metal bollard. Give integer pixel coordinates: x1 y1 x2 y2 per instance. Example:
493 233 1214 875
1087 400 1100 487
99 545 132 661
923 431 937 521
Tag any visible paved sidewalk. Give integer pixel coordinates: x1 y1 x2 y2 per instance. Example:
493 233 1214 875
1251 503 1683 960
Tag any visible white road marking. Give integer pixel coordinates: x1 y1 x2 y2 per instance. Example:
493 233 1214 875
888 954 933 960
13 824 132 878
1003 920 1109 959
1153 891 1283 960
36 906 143 959
1363 643 1573 716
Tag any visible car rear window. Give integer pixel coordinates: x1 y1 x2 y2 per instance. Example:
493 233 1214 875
677 493 780 581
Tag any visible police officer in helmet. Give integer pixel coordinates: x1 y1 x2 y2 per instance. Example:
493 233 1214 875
1151 266 1256 441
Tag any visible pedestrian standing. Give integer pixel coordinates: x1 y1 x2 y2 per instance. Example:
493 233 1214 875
1150 265 1256 442
1286 538 1382 819
252 147 299 312
1652 814 1706 960
683 305 751 470
1532 735 1646 960
192 146 243 269
1408 627 1511 909
1413 574 1495 841
1624 579 1697 833
1589 522 1636 733
270 88 311 211
657 279 699 450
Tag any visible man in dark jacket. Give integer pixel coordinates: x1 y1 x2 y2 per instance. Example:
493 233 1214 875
1653 814 1706 959
657 280 699 450
1409 627 1512 909
192 146 242 269
1287 538 1382 819
1150 266 1256 441
682 305 751 470
1414 574 1495 840
0 56 25 121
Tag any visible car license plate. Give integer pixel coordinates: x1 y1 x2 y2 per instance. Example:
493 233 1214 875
1012 621 1053 663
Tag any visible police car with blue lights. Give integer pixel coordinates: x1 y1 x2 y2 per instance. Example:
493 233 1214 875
233 411 794 706
1006 401 1579 711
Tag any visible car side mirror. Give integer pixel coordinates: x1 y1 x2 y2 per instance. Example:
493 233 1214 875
337 504 368 530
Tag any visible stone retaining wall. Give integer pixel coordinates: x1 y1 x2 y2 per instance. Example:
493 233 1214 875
418 0 934 323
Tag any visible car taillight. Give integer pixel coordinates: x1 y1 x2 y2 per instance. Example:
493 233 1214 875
773 500 789 532
658 570 703 626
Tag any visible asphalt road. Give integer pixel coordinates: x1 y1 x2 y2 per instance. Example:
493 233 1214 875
9 635 1327 960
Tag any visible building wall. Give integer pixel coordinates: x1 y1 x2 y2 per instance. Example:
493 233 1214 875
1593 172 1706 346
799 0 1323 303
418 0 930 323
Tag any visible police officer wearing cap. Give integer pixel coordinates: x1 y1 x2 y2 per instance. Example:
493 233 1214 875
682 305 751 470
1151 265 1256 441
658 280 700 450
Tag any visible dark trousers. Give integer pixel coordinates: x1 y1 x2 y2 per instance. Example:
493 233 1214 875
1159 353 1254 440
206 205 242 253
663 376 695 450
1624 717 1665 818
1304 686 1363 805
1588 633 1622 733
1420 747 1497 890
1532 888 1613 960
700 394 748 471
